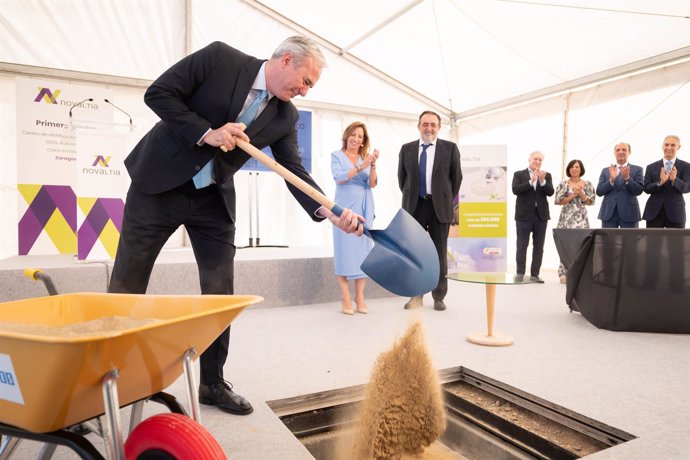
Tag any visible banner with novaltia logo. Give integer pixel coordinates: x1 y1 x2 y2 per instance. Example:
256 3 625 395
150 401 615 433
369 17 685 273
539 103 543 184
448 145 508 273
15 77 126 259
75 128 128 260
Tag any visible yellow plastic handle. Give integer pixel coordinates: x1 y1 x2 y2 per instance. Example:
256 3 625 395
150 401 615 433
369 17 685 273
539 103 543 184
23 268 43 280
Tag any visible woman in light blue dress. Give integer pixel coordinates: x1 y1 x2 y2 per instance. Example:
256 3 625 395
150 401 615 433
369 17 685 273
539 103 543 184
332 122 379 315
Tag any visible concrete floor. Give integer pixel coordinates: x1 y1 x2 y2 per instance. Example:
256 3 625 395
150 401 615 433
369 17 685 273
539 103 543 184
5 268 690 459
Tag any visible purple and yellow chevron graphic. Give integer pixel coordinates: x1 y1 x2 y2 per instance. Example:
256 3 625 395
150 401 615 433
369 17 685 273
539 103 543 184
77 197 124 260
18 184 76 255
34 87 61 104
92 155 111 167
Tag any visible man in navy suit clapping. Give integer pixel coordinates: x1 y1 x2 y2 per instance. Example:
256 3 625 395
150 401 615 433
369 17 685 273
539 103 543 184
643 135 690 228
596 143 644 228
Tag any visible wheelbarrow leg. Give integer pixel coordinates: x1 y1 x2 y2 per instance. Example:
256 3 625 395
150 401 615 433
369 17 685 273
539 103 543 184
0 426 103 460
0 435 22 459
183 348 201 424
128 401 145 435
37 442 57 459
101 370 125 460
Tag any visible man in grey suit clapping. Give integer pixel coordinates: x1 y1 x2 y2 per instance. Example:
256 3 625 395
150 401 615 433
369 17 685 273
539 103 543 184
512 151 554 283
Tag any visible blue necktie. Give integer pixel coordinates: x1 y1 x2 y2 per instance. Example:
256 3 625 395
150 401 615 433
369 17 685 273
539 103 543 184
193 89 269 189
665 160 673 173
419 143 431 198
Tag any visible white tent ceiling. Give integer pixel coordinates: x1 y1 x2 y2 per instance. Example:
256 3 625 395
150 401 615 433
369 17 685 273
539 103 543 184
2 0 689 118
255 0 690 114
1 0 689 263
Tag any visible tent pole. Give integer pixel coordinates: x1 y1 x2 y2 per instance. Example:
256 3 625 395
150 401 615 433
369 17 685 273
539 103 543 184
561 94 570 181
185 0 193 55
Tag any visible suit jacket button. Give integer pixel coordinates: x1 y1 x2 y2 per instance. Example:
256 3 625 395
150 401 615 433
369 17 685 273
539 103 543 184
195 165 201 171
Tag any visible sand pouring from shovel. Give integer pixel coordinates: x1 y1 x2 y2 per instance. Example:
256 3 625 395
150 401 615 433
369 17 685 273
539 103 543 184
221 139 439 297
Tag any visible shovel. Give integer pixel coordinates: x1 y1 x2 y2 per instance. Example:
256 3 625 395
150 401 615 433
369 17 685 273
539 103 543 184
223 139 440 297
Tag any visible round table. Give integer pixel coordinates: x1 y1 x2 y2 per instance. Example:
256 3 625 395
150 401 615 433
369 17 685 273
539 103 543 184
447 272 539 346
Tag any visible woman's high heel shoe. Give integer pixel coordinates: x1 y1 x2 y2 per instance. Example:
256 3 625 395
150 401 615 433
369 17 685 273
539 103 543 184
355 299 368 314
342 300 354 315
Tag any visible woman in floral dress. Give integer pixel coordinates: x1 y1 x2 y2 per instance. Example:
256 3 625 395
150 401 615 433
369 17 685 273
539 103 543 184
555 159 595 283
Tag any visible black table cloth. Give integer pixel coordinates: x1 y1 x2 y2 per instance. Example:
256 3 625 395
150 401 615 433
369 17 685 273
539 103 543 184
553 228 690 333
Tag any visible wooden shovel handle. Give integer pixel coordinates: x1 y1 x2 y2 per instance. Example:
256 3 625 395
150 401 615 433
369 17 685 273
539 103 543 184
221 140 336 212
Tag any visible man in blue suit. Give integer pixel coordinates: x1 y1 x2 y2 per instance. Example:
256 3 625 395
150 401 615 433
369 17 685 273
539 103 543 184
596 143 644 228
643 135 690 228
109 37 363 416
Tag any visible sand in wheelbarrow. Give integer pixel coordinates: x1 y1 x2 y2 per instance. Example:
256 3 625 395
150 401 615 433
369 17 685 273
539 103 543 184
0 316 161 338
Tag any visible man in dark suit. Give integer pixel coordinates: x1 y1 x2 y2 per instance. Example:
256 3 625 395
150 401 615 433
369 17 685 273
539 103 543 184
109 37 362 416
596 143 644 228
398 111 462 311
512 151 554 282
642 135 690 228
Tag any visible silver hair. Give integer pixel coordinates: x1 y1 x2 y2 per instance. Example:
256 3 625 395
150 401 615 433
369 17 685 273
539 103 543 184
272 36 326 68
529 150 544 159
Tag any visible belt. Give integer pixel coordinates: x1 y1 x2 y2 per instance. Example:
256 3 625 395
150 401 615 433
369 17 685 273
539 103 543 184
420 194 432 200
180 179 216 196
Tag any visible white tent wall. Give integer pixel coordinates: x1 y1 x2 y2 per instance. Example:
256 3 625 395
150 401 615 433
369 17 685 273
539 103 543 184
0 0 429 260
0 68 426 259
230 108 424 249
0 75 18 260
457 64 690 273
1 0 689 274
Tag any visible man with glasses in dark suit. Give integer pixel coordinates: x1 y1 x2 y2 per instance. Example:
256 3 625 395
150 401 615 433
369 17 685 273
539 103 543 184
398 110 462 311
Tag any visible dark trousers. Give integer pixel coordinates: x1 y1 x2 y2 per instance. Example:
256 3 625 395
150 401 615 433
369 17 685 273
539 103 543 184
602 208 639 228
515 209 548 277
646 206 685 228
412 198 449 300
109 181 236 385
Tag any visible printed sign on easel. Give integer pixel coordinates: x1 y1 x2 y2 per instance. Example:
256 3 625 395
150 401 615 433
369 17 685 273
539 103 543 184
448 145 508 273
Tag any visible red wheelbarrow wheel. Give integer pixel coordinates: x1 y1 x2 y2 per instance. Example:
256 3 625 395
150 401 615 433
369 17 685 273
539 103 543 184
125 413 227 460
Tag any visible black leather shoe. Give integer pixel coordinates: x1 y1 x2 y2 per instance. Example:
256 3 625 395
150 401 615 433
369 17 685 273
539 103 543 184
199 381 253 415
433 299 446 311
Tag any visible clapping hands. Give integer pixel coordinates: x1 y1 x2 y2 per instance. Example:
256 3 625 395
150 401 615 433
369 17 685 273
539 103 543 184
531 169 546 184
659 166 676 185
363 149 380 168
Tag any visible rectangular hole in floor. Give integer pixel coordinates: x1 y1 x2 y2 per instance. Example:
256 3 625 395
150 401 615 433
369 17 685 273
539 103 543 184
268 367 636 460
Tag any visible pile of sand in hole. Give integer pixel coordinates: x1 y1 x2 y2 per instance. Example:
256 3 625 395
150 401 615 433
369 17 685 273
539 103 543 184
0 316 161 338
348 320 447 459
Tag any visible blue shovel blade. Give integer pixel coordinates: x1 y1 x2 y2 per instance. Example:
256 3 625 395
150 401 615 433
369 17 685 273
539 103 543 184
360 209 440 297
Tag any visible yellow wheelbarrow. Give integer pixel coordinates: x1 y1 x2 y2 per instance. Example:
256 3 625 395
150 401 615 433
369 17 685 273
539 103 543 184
0 270 262 459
